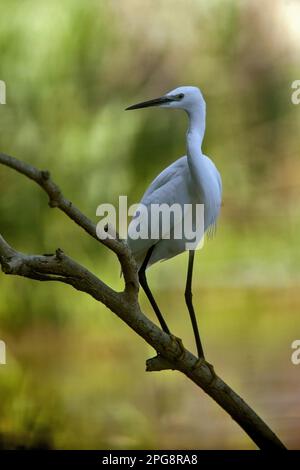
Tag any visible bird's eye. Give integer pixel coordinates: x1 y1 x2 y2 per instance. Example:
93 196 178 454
178 93 184 99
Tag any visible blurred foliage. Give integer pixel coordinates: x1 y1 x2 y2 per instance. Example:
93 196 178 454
0 0 300 449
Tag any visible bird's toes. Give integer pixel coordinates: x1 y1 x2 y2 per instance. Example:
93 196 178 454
191 357 217 385
206 362 217 384
169 334 186 361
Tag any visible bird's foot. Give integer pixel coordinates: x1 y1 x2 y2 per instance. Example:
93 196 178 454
191 357 217 385
169 334 186 361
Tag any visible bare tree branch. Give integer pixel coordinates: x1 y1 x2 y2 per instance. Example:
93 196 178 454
0 152 286 450
0 152 139 299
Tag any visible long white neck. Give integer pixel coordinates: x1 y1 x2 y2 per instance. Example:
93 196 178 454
186 108 206 154
186 107 207 198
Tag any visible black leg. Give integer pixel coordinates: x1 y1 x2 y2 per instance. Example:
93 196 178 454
185 250 205 358
139 246 170 334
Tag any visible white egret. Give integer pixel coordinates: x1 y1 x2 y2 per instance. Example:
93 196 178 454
125 86 222 358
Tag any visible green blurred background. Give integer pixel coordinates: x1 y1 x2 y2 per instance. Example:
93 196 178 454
0 0 300 449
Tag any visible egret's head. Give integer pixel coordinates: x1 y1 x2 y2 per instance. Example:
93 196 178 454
125 86 205 114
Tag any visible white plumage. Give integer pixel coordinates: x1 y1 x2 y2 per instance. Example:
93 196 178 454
126 86 222 269
125 85 222 358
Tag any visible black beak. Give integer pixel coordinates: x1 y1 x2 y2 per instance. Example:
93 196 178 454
125 95 174 110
